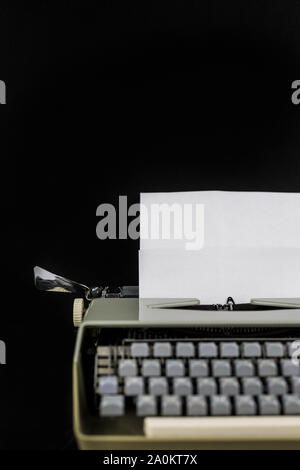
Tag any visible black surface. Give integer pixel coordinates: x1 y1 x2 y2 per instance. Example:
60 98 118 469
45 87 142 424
0 1 300 449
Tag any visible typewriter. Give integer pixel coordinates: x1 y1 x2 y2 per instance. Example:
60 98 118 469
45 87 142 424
34 266 300 450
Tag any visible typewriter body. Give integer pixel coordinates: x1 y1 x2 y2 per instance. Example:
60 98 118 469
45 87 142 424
35 267 300 450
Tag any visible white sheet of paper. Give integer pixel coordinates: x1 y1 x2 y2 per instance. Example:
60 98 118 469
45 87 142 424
139 191 300 303
139 247 300 303
140 191 300 249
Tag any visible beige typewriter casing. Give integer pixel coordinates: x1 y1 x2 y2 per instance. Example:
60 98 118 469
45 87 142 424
73 297 300 450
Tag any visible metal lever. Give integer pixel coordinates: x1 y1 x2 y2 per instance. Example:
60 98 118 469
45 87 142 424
226 296 235 311
33 266 103 300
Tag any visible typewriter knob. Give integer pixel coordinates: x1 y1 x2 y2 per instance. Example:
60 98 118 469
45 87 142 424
73 298 85 327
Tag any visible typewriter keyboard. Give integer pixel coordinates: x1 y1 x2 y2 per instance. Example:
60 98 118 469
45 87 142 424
94 338 300 418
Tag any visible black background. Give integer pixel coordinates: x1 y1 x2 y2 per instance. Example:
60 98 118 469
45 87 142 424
0 1 300 449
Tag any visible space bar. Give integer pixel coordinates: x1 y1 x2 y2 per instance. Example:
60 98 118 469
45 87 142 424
144 417 300 440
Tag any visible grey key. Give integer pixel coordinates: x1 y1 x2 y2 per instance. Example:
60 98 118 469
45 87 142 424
100 395 124 416
258 395 280 415
290 377 300 394
173 378 193 395
186 396 207 416
242 342 262 358
281 359 300 376
212 360 231 377
141 359 161 377
198 342 218 358
287 341 294 357
258 359 277 377
161 396 182 416
220 342 239 358
266 377 287 395
166 359 185 377
242 377 263 395
148 377 168 395
153 342 172 357
234 360 254 377
98 375 118 395
118 359 137 377
288 340 300 357
197 378 217 395
189 360 208 377
219 377 240 395
136 395 157 416
176 342 195 357
282 395 300 415
130 342 149 357
211 396 231 416
124 377 144 396
235 396 256 415
265 342 284 358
